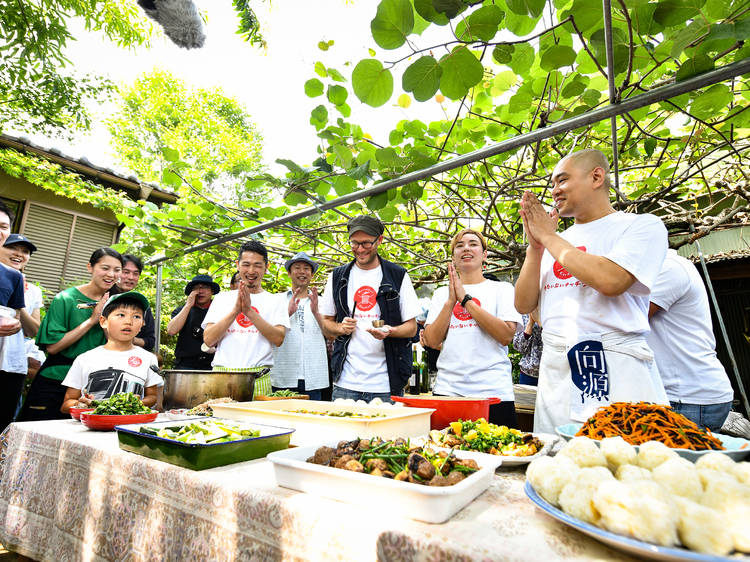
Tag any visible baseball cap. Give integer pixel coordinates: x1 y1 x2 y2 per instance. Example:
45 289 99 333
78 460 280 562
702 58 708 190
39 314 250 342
4 234 37 253
347 215 384 237
284 252 319 275
103 291 150 313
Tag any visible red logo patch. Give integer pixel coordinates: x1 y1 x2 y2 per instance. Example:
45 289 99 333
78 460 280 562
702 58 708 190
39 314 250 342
452 298 481 321
553 246 586 279
127 356 142 367
236 307 258 328
353 286 377 312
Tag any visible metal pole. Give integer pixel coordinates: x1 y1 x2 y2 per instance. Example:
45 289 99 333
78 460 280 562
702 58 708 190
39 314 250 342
602 0 620 192
690 225 750 416
155 263 163 354
147 58 750 266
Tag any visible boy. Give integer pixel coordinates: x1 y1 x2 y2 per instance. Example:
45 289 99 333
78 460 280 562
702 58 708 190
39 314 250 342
60 291 163 413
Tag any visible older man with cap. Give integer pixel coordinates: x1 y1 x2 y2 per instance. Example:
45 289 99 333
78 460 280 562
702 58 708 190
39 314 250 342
270 252 329 400
167 274 220 370
320 216 419 402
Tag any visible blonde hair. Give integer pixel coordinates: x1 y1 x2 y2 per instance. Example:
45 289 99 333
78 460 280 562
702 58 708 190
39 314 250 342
450 229 487 255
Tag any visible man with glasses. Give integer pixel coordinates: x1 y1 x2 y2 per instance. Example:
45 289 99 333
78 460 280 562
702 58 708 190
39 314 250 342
167 275 220 370
320 216 419 402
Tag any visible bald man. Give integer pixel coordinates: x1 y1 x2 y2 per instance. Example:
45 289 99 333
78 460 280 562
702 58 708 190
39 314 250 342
515 149 669 433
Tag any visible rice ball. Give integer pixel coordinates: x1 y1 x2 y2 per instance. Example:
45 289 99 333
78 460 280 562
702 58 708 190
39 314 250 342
733 462 750 485
615 464 653 482
695 451 735 472
593 479 679 547
673 497 734 556
696 467 738 492
368 397 383 406
600 436 637 472
701 478 750 552
558 466 614 524
558 436 607 468
651 457 702 501
636 440 678 470
526 455 580 507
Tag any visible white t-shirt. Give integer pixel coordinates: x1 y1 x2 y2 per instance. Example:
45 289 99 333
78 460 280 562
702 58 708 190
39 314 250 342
62 345 163 400
320 263 419 393
202 290 290 369
426 280 522 400
539 212 667 339
1 276 43 374
646 250 734 404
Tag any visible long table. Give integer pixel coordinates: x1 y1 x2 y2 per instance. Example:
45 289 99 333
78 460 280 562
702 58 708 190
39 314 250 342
0 419 636 561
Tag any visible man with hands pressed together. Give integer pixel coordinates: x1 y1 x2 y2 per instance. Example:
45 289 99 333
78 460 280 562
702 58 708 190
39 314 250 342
167 274 220 370
515 149 668 433
320 216 419 402
202 241 289 396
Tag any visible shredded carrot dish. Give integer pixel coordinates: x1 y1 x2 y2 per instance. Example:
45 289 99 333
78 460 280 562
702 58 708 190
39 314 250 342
575 402 725 451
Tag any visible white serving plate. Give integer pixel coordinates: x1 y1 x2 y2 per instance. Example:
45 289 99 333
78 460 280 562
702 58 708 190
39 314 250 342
556 423 750 461
211 399 434 446
417 431 558 467
525 481 749 561
268 441 501 523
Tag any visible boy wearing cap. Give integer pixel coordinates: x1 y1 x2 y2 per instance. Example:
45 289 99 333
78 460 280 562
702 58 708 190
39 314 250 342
60 291 162 413
270 252 328 400
167 275 220 370
320 216 419 401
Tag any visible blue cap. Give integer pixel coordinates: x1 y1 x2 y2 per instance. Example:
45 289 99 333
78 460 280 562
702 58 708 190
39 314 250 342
4 234 36 253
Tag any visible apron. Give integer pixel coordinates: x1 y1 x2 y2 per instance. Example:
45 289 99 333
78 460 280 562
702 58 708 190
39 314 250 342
533 330 668 434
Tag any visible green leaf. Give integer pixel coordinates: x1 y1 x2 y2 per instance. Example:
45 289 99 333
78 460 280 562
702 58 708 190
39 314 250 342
161 146 179 162
161 169 181 187
276 159 306 174
508 43 535 75
506 0 545 17
366 192 389 210
644 138 657 157
561 75 587 98
633 3 663 35
352 59 394 107
333 175 357 195
327 68 347 82
504 11 539 35
491 71 517 96
582 89 601 106
327 84 348 105
670 20 709 58
309 104 329 130
401 182 424 199
432 0 466 19
376 147 405 167
258 207 277 219
304 78 324 97
413 6 431 34
317 40 334 51
284 191 308 206
347 160 371 180
414 0 450 25
560 0 600 32
439 46 483 99
402 56 442 101
314 62 328 77
675 54 714 81
333 144 353 168
455 5 504 42
378 204 399 222
540 45 577 71
336 102 352 117
689 83 733 120
653 0 703 27
371 0 414 50
492 44 514 64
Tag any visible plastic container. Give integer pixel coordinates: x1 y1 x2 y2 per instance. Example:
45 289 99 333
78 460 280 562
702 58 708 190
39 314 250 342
390 396 501 430
70 407 95 421
116 418 295 470
80 411 158 431
210 399 434 446
268 442 502 523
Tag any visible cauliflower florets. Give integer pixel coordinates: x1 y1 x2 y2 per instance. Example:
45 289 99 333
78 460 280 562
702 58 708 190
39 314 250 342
558 436 607 468
558 466 614 524
673 496 734 556
651 457 702 501
526 455 580 507
615 463 653 482
599 436 637 472
636 440 678 470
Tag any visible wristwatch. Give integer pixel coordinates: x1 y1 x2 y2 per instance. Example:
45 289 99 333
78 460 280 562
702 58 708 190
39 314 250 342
461 294 474 308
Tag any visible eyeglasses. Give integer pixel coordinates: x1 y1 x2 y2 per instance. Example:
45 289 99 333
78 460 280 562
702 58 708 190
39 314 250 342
349 238 377 249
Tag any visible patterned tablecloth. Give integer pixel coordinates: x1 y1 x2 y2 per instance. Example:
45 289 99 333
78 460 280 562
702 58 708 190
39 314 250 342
0 420 638 562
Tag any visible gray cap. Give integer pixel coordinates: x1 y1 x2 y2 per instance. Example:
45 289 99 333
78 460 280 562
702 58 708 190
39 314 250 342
284 252 319 275
347 215 384 237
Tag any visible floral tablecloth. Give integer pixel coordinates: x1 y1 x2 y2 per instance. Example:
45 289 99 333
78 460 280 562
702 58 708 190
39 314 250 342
0 420 637 561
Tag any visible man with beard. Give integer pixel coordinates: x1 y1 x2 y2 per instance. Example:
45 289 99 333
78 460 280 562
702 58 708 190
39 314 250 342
270 252 328 400
167 274 220 370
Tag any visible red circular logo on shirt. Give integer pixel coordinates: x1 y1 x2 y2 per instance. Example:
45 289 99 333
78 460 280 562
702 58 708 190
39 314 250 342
553 246 586 279
127 356 142 367
236 307 259 328
353 286 377 312
453 298 481 321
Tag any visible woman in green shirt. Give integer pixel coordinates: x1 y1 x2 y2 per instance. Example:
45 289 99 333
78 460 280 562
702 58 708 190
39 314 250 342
18 248 124 421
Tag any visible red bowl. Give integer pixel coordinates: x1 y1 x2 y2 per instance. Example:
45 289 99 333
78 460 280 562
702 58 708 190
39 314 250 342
391 396 501 430
70 407 95 421
80 411 158 431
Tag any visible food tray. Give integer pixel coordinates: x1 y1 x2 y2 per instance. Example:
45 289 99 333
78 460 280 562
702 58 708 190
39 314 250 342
556 423 750 461
211 399 434 446
267 442 502 523
116 418 295 470
81 411 158 431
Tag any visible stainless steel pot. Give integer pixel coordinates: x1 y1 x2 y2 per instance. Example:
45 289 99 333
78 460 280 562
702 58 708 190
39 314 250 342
161 369 261 409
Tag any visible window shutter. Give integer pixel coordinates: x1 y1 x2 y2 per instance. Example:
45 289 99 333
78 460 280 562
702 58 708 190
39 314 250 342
63 216 117 288
22 204 73 297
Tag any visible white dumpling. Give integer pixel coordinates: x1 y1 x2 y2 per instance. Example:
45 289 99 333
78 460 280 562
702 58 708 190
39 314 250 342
673 497 734 556
652 457 702 501
600 436 637 472
558 436 607 468
593 479 679 547
526 455 580 507
701 478 750 552
368 397 384 405
615 464 653 482
733 462 750 485
695 451 735 472
696 467 738 492
558 466 614 524
636 440 678 470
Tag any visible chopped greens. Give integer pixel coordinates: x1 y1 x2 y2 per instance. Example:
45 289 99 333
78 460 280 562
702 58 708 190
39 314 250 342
91 392 151 415
139 420 261 444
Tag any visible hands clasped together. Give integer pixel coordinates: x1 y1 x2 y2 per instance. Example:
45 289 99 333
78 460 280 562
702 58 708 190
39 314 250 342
519 191 559 251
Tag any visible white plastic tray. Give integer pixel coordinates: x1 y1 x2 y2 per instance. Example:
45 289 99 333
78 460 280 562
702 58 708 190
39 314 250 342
267 441 502 523
211 400 434 446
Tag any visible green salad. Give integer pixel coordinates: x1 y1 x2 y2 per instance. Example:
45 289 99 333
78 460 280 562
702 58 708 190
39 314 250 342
91 392 152 415
139 420 261 444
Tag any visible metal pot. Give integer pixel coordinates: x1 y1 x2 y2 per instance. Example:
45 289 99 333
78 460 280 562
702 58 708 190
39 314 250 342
161 369 260 409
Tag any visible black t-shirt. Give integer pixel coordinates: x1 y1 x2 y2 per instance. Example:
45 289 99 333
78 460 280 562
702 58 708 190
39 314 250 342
171 304 212 370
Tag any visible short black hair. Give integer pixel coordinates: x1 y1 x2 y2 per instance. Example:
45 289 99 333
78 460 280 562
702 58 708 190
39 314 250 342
238 240 268 263
89 247 125 267
122 254 143 272
0 200 14 223
102 296 145 319
230 271 240 284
